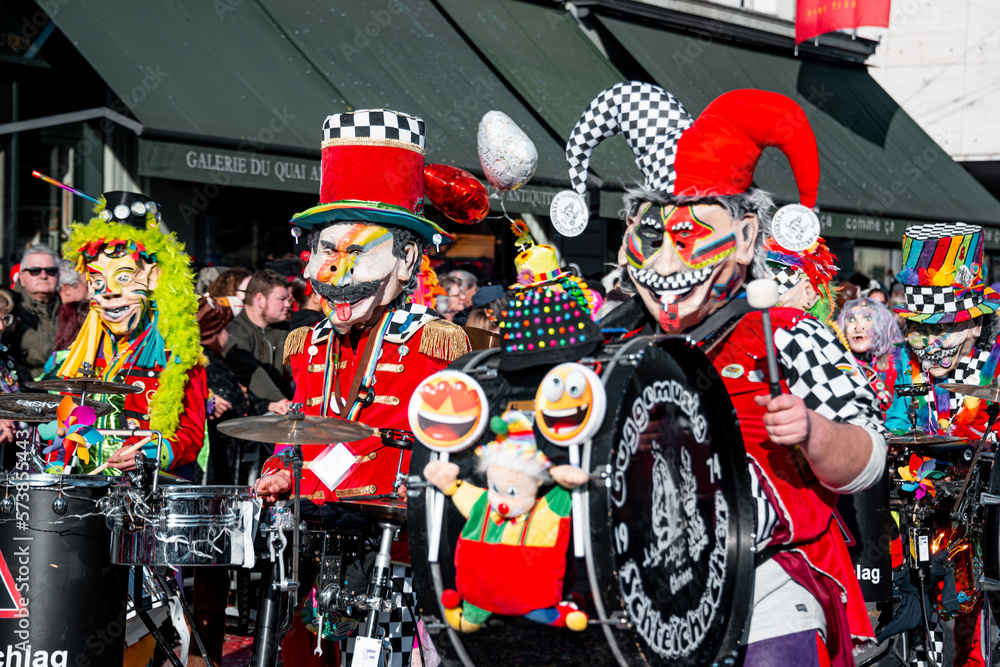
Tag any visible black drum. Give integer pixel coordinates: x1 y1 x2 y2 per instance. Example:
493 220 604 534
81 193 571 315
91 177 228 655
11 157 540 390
0 473 128 666
409 336 755 667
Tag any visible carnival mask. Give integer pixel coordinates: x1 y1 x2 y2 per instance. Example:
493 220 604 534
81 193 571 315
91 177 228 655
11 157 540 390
843 305 876 355
905 318 981 378
776 272 820 311
305 222 418 334
619 203 757 332
87 246 160 339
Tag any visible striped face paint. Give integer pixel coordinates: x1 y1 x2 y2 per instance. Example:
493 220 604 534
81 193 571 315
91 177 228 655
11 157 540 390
626 205 736 271
305 222 410 333
87 249 159 339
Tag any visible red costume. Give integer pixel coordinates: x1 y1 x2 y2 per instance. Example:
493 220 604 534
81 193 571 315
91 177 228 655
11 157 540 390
261 307 469 499
706 309 874 665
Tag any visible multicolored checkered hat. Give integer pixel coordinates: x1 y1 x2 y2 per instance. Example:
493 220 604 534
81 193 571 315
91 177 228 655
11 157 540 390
894 222 1000 324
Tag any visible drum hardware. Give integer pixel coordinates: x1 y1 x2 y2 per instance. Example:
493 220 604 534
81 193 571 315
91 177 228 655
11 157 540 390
129 565 216 667
951 402 999 514
360 521 403 644
895 382 931 433
982 493 1000 506
982 577 1000 591
887 433 968 447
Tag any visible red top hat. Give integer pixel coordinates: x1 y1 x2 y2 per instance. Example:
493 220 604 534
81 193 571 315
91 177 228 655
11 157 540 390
291 109 451 245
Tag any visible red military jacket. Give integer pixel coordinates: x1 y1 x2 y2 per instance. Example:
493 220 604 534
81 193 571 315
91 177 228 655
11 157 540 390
262 306 470 502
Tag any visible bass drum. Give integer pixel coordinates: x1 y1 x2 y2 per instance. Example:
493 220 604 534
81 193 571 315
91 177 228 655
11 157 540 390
981 453 1000 621
409 336 755 667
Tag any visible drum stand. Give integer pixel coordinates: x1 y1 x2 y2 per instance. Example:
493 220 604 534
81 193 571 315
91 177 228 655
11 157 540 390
131 565 217 667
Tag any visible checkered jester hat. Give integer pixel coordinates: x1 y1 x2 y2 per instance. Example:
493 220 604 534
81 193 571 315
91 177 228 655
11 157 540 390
566 81 693 195
894 222 1000 324
564 84 820 219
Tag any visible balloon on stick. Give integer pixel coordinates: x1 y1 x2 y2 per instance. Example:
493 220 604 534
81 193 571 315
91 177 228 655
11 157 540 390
409 371 489 563
477 111 537 193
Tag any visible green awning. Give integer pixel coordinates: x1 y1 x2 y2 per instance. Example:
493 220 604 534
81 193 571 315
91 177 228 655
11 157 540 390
596 14 1000 228
40 0 569 183
436 0 642 189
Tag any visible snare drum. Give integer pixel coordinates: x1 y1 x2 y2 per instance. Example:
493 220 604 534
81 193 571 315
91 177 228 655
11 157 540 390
409 336 755 667
106 485 257 567
0 473 128 665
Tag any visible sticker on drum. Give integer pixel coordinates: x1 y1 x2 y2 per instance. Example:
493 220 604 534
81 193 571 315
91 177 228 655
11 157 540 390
409 371 489 454
534 363 606 448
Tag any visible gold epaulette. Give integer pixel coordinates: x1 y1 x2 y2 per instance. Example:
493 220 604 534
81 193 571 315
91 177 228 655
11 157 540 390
283 326 312 365
419 319 471 363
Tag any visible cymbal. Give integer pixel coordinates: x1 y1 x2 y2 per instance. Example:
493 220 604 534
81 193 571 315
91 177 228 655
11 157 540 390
338 498 407 522
217 413 375 444
888 432 968 447
27 378 143 395
938 383 1000 403
0 393 113 422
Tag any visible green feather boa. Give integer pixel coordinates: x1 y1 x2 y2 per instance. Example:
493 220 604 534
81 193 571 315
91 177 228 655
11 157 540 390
63 204 203 442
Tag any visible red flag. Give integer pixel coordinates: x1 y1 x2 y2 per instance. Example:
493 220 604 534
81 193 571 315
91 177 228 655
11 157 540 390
795 0 890 44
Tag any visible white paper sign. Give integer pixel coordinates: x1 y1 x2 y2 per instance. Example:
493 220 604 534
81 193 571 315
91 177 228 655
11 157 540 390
350 636 383 667
311 443 357 491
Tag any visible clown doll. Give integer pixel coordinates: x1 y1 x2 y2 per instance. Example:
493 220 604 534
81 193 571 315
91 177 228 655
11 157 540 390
422 410 589 633
564 82 887 667
48 191 206 476
836 298 903 416
253 109 470 666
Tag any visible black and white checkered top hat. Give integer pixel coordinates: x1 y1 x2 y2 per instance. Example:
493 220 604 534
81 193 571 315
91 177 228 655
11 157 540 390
321 109 425 153
565 81 692 195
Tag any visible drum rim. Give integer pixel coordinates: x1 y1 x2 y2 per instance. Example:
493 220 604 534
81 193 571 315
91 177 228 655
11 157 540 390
0 472 121 488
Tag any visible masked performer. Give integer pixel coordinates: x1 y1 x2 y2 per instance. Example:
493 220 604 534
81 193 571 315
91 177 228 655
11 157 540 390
883 223 1000 666
254 109 470 666
837 298 903 415
48 192 205 476
565 82 887 667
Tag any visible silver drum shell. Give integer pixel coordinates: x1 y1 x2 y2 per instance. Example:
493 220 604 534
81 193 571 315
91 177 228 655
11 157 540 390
107 485 255 567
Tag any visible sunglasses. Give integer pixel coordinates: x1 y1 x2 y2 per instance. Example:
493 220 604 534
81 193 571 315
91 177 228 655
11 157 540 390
0 315 12 327
22 267 58 277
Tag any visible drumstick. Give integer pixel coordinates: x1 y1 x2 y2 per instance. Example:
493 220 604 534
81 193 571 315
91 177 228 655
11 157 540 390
746 279 782 397
569 444 585 559
428 451 449 563
88 436 153 475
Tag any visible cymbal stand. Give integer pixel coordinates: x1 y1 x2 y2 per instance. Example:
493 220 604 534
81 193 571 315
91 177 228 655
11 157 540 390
952 402 999 517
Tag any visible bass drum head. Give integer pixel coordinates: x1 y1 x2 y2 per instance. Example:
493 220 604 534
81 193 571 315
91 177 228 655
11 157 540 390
408 337 753 667
594 336 754 666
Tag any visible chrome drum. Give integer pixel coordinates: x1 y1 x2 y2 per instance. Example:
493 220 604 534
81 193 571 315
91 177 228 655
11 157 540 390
106 485 257 567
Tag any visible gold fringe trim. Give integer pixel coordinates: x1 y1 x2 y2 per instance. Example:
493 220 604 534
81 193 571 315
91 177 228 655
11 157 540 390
419 320 471 363
321 137 425 155
283 327 312 365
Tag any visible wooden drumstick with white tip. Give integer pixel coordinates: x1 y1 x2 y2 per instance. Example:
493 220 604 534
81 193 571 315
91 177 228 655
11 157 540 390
746 279 782 397
88 436 153 476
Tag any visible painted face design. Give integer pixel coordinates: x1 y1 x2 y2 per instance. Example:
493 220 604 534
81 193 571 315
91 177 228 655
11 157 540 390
87 247 159 339
620 203 754 333
905 319 981 378
535 363 606 447
408 371 488 453
486 465 542 519
844 306 876 355
304 222 410 333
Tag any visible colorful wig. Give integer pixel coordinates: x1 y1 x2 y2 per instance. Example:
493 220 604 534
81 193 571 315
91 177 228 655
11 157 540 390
836 297 903 358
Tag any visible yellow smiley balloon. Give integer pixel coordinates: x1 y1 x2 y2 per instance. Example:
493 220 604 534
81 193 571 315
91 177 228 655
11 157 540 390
535 363 606 447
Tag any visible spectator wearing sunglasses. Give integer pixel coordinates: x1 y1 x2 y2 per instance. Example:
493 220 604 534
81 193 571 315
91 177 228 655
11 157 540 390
6 244 61 378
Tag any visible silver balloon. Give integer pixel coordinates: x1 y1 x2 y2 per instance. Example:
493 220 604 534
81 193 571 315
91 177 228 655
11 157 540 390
477 111 538 193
